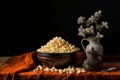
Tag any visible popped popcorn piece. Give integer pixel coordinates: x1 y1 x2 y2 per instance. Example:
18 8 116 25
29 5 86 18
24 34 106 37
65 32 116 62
44 67 50 72
37 65 43 69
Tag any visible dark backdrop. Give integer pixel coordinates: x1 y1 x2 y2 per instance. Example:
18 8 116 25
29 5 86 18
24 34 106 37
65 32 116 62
2 0 120 56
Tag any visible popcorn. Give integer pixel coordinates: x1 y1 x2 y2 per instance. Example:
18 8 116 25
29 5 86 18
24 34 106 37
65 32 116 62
37 36 80 53
33 65 86 74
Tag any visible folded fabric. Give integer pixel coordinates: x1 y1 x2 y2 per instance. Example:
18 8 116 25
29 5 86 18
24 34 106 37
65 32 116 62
0 51 120 80
0 51 37 80
0 51 85 80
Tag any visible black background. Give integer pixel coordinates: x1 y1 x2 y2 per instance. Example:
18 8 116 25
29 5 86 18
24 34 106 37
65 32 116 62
2 0 120 56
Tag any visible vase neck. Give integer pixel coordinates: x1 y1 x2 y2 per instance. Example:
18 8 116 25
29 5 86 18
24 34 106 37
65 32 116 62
88 38 100 44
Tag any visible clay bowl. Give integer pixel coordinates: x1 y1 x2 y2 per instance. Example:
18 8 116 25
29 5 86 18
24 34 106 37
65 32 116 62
36 51 78 68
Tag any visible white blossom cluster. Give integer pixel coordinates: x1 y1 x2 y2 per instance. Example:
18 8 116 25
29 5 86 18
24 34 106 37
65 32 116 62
33 65 86 74
37 36 80 53
77 10 109 38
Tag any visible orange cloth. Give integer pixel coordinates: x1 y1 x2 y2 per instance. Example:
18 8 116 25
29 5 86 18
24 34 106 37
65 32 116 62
0 52 37 80
0 51 120 80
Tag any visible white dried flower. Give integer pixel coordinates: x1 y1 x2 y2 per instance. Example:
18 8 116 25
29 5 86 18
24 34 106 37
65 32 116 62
98 10 102 14
85 25 94 34
96 32 104 38
101 21 109 29
77 16 85 24
94 10 102 18
78 25 83 31
94 12 99 18
88 15 95 23
78 28 86 37
77 10 109 39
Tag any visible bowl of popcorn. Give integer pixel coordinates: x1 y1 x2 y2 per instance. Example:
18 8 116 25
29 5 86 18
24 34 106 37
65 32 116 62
36 36 80 68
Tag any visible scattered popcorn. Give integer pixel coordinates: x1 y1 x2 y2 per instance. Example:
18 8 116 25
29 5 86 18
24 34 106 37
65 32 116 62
37 65 43 69
33 65 86 74
33 68 39 72
44 67 50 72
58 69 63 74
37 36 80 53
81 68 86 73
76 70 81 74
